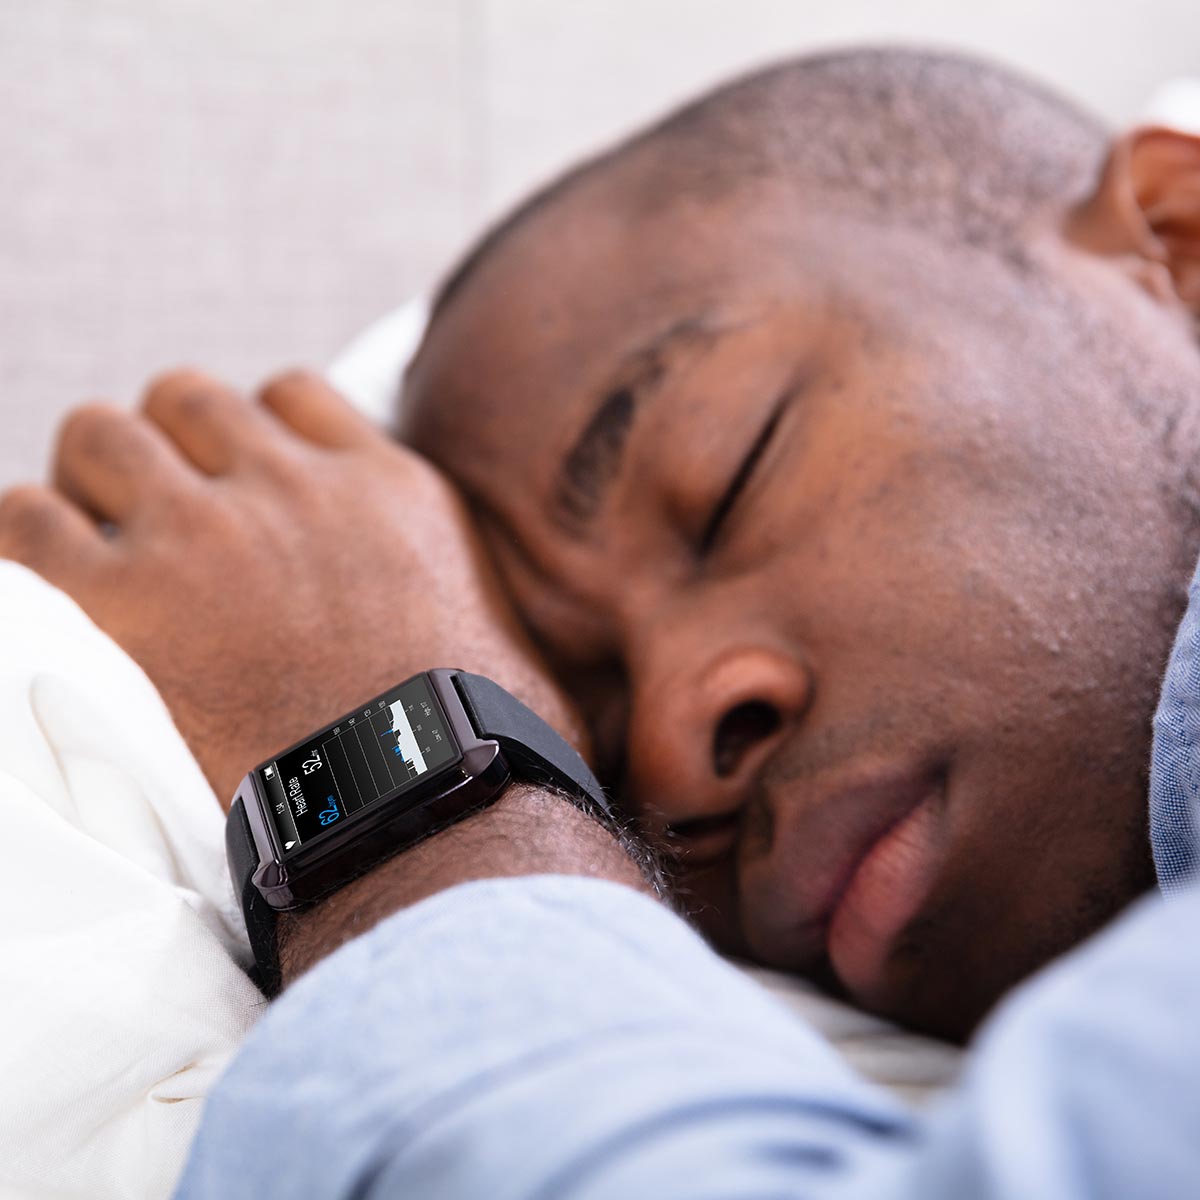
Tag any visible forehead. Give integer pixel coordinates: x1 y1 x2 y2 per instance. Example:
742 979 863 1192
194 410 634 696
406 172 781 424
403 176 1049 486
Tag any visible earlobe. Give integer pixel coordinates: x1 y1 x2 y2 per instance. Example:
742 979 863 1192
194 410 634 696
1067 127 1200 316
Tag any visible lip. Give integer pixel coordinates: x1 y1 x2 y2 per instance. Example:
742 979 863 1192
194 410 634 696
824 782 943 1003
737 763 946 997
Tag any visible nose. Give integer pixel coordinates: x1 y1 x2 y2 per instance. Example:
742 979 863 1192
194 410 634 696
624 640 814 836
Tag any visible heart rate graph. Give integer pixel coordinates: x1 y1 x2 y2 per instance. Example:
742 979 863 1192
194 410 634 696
321 699 437 816
381 698 429 779
261 674 460 854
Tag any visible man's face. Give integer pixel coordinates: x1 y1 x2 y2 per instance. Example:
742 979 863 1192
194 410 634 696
404 166 1192 1039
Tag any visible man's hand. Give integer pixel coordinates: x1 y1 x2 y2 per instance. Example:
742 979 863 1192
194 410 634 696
0 369 585 807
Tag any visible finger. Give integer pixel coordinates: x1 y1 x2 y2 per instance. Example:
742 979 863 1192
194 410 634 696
257 369 380 450
53 402 196 524
142 368 275 475
0 483 110 582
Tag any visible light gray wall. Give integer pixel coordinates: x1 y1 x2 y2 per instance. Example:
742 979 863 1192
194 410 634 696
2 0 1197 487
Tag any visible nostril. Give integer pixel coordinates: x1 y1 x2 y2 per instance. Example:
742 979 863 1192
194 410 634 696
713 700 782 778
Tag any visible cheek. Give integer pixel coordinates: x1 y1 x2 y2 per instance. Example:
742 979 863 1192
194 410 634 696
761 479 965 656
750 450 1076 753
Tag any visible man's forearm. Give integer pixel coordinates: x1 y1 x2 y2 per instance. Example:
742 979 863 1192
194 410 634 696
276 784 657 987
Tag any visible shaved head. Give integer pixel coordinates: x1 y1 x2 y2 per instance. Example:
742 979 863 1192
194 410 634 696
433 48 1109 320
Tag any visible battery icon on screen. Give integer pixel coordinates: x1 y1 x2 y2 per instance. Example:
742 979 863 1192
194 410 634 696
265 766 275 779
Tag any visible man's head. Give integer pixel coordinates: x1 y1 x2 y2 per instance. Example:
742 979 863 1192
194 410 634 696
401 48 1200 1040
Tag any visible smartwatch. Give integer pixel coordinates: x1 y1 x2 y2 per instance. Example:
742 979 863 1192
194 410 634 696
226 668 608 994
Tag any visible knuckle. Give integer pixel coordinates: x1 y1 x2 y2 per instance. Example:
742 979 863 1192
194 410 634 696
143 368 225 423
263 367 319 396
56 402 132 464
0 485 65 552
259 368 332 415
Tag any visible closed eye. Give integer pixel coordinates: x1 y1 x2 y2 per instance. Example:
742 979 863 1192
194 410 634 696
698 392 790 555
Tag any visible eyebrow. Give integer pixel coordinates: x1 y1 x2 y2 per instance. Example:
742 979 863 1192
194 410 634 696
550 318 717 534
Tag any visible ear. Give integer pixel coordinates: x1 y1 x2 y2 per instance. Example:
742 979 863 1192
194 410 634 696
1066 127 1200 316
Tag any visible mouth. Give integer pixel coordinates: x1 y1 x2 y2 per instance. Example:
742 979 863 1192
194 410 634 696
823 775 945 1004
736 762 948 1004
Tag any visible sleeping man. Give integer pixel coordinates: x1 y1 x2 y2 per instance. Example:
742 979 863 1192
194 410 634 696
2 47 1199 1197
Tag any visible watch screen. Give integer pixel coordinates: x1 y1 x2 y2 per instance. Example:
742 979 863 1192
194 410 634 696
258 674 460 855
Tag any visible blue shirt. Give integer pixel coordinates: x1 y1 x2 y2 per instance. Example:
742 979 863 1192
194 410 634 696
1150 552 1200 892
175 566 1200 1199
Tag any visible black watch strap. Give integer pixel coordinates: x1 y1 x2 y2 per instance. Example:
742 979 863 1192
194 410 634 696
453 671 610 818
227 793 282 996
228 670 611 998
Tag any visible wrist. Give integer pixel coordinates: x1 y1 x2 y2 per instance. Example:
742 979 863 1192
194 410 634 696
275 783 658 989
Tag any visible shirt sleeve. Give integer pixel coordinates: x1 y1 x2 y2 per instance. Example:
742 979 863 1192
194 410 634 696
173 874 1200 1200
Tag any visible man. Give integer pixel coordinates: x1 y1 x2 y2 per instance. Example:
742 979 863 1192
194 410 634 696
1 48 1198 1195
398 46 1200 1038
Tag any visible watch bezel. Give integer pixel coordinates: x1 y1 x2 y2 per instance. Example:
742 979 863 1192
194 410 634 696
236 669 510 910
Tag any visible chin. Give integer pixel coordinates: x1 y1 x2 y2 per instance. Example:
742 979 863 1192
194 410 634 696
849 921 1027 1044
878 981 999 1045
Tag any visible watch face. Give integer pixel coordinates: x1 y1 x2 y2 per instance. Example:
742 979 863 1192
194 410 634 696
258 674 461 857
